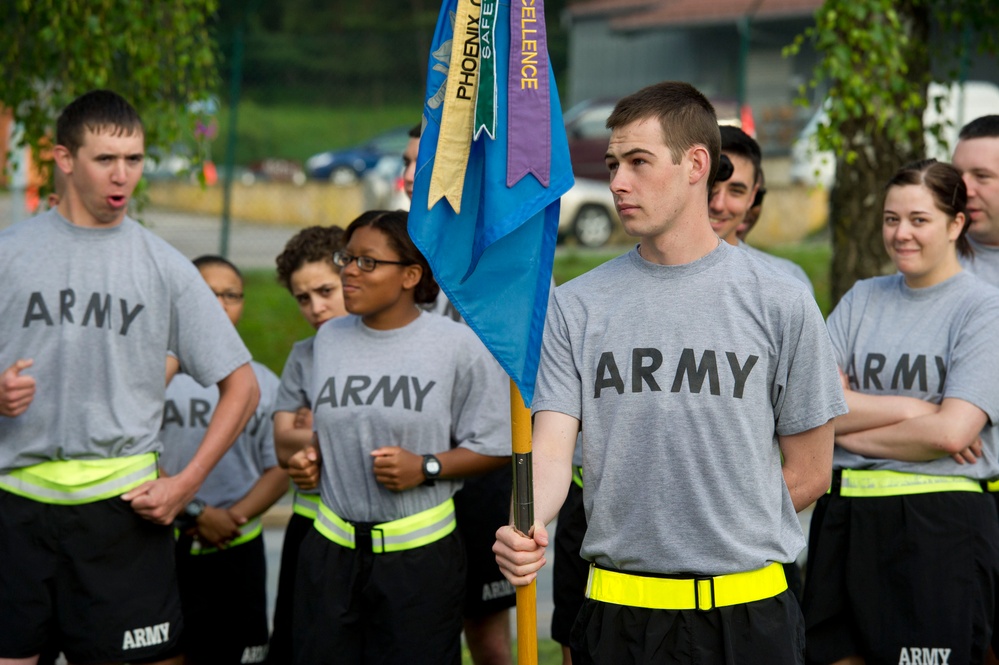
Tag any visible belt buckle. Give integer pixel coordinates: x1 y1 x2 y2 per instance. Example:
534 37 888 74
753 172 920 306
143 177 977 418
693 576 715 611
371 525 386 553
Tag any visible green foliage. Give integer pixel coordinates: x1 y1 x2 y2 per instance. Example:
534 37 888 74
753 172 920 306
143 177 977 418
784 0 929 165
0 0 219 178
215 0 571 106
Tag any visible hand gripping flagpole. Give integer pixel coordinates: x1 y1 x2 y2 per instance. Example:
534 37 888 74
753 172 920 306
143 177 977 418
510 381 537 665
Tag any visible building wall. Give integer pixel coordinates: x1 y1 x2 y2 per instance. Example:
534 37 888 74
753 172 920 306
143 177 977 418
568 17 703 106
567 13 824 154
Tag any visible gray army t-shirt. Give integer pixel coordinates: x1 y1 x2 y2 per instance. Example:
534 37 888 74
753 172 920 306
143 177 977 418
274 336 315 413
827 271 999 478
960 238 999 287
534 242 846 576
274 335 319 497
0 211 250 473
160 361 280 507
311 311 510 523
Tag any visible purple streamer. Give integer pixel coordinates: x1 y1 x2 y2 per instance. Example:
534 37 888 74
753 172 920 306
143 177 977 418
507 0 551 187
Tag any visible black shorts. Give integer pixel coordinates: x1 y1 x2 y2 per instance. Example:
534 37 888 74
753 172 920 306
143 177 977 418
551 480 589 646
0 490 183 663
292 526 465 664
267 511 314 665
454 466 517 618
570 590 804 664
175 533 270 664
802 491 999 665
991 489 999 655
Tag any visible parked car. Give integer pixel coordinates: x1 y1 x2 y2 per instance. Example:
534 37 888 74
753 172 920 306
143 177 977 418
246 158 306 186
143 144 193 180
790 80 999 188
363 154 410 210
565 97 744 181
558 178 620 248
305 126 412 185
564 99 618 180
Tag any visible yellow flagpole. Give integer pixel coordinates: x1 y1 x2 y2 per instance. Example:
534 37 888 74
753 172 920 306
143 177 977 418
510 380 538 665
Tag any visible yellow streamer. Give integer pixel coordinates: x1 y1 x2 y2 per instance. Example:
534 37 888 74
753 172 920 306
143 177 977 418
428 0 481 213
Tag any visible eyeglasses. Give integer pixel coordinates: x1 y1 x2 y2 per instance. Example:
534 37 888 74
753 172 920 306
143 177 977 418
333 251 409 272
213 291 244 304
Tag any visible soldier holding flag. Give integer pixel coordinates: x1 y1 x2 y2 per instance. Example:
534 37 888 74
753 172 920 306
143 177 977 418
493 81 846 664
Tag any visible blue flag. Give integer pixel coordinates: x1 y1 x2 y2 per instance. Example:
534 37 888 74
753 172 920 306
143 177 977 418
409 0 573 407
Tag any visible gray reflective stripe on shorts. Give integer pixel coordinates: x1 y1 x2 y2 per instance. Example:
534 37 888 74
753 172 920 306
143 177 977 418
372 511 456 552
316 508 355 547
0 462 157 504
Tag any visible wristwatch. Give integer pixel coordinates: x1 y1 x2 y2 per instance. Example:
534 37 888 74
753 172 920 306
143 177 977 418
183 498 206 520
175 498 206 531
421 454 442 486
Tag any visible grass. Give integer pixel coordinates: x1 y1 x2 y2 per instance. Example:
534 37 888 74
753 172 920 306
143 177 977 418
237 271 315 375
239 240 833 376
761 239 833 316
463 639 565 664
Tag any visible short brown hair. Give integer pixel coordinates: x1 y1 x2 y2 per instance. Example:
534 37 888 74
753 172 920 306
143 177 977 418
275 225 345 291
56 90 144 156
885 159 972 258
607 81 720 187
343 210 439 305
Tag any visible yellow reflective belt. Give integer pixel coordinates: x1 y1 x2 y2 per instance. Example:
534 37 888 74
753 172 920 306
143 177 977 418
585 562 787 611
0 453 158 505
572 465 583 489
987 479 999 493
314 499 456 553
292 491 321 519
833 469 983 498
187 517 263 556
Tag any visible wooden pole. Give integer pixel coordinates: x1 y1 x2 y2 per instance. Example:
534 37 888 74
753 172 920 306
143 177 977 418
510 380 537 665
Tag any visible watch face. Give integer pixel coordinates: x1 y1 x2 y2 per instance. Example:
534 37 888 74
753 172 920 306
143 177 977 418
185 499 205 518
425 456 441 476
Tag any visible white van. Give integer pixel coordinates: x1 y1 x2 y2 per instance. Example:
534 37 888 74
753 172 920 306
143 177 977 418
790 80 999 188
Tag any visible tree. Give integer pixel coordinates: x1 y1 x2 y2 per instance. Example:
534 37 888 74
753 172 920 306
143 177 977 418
0 0 219 182
786 0 999 303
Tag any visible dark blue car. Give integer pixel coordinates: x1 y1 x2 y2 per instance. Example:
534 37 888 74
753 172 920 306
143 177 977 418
305 126 412 184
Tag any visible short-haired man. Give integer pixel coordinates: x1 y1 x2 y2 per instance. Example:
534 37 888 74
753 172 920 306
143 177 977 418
953 115 999 663
710 125 813 293
494 81 845 663
0 89 260 664
953 115 999 283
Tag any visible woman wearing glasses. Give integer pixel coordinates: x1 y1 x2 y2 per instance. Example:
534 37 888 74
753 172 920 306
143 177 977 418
287 210 511 664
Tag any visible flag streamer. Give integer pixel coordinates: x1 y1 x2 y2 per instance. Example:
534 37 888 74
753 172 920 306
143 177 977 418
474 0 499 139
428 0 482 213
506 0 551 187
